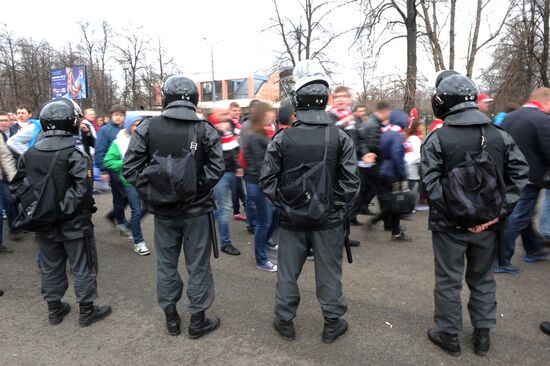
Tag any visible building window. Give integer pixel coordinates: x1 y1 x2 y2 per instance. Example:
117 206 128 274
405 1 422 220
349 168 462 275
227 79 246 99
202 82 212 102
201 81 222 101
253 78 266 95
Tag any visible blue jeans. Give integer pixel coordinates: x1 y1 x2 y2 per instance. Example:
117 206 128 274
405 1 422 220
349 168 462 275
232 176 246 215
538 189 550 240
0 180 17 234
503 184 544 264
107 171 128 225
245 192 257 233
245 179 271 266
213 172 235 247
124 185 146 244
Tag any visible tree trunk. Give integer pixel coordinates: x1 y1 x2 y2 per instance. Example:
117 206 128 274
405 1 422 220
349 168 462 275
404 0 417 112
449 0 456 69
541 0 550 86
466 0 483 78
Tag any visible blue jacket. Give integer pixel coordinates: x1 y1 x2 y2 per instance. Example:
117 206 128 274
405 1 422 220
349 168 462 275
379 130 406 180
493 112 507 126
95 122 122 172
379 110 408 180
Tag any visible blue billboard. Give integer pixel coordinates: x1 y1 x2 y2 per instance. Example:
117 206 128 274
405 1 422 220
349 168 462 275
51 65 88 100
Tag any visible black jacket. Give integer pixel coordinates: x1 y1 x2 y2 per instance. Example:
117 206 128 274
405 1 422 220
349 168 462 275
363 114 384 158
421 109 529 232
222 147 239 173
242 131 269 184
122 105 225 219
260 113 360 230
339 117 369 161
11 136 95 241
501 106 550 187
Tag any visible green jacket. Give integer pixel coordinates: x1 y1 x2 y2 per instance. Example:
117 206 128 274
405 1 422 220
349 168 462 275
103 131 131 187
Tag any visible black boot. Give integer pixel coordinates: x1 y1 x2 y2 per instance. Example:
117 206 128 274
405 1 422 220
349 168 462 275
188 311 220 339
47 301 71 325
473 328 490 356
540 321 550 336
79 302 112 327
348 239 361 247
164 304 181 336
273 317 296 341
322 318 348 344
427 328 461 357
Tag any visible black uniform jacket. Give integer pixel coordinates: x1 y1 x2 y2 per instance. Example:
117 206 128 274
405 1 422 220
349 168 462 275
12 136 95 241
421 108 529 232
122 104 225 219
260 113 360 230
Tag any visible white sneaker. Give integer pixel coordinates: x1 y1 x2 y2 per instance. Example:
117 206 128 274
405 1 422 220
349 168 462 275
256 260 277 272
133 242 150 256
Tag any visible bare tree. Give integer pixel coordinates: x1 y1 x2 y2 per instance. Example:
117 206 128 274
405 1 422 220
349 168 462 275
449 0 456 69
482 0 550 109
267 0 352 75
466 0 515 78
113 27 149 108
0 24 21 105
356 0 418 111
419 0 446 71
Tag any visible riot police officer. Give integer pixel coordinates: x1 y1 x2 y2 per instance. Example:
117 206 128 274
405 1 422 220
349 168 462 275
260 60 360 343
11 98 111 327
421 72 528 357
123 75 225 338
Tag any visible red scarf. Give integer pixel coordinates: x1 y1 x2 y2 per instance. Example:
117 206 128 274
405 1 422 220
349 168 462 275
428 119 444 133
208 114 238 151
524 100 545 112
329 106 351 120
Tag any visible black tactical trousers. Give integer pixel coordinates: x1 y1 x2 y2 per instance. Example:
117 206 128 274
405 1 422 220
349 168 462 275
154 214 215 314
275 225 347 321
39 236 98 303
432 230 497 334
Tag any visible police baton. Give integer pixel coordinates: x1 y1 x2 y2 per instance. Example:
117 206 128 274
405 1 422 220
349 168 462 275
208 211 219 259
344 218 353 264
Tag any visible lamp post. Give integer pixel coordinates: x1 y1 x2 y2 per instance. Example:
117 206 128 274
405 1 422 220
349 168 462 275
203 38 216 102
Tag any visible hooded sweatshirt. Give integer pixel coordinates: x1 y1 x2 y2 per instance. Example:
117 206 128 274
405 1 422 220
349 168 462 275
379 110 408 180
103 114 142 186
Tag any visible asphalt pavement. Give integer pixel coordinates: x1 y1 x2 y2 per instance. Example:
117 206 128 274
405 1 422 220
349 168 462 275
1 193 550 365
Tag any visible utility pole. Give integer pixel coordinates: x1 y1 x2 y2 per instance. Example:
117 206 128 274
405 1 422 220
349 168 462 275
211 43 216 102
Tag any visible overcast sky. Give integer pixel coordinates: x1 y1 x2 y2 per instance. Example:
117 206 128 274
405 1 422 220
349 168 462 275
1 0 507 93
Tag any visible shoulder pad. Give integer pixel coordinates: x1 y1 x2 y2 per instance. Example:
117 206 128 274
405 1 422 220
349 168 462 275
272 128 286 140
73 145 90 158
424 128 441 142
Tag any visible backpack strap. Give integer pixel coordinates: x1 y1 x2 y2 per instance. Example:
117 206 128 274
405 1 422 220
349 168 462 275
47 150 61 177
322 126 330 162
480 125 487 151
189 123 198 156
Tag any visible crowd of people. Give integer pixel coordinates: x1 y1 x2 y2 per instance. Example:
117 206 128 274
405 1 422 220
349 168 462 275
1 59 550 357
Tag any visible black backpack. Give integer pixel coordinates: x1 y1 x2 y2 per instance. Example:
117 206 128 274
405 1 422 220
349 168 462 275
12 150 64 232
277 127 335 228
135 123 199 214
440 126 505 227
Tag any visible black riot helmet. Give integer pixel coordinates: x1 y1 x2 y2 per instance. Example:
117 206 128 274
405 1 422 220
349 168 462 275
161 75 199 109
432 72 478 119
294 82 330 110
39 98 83 136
